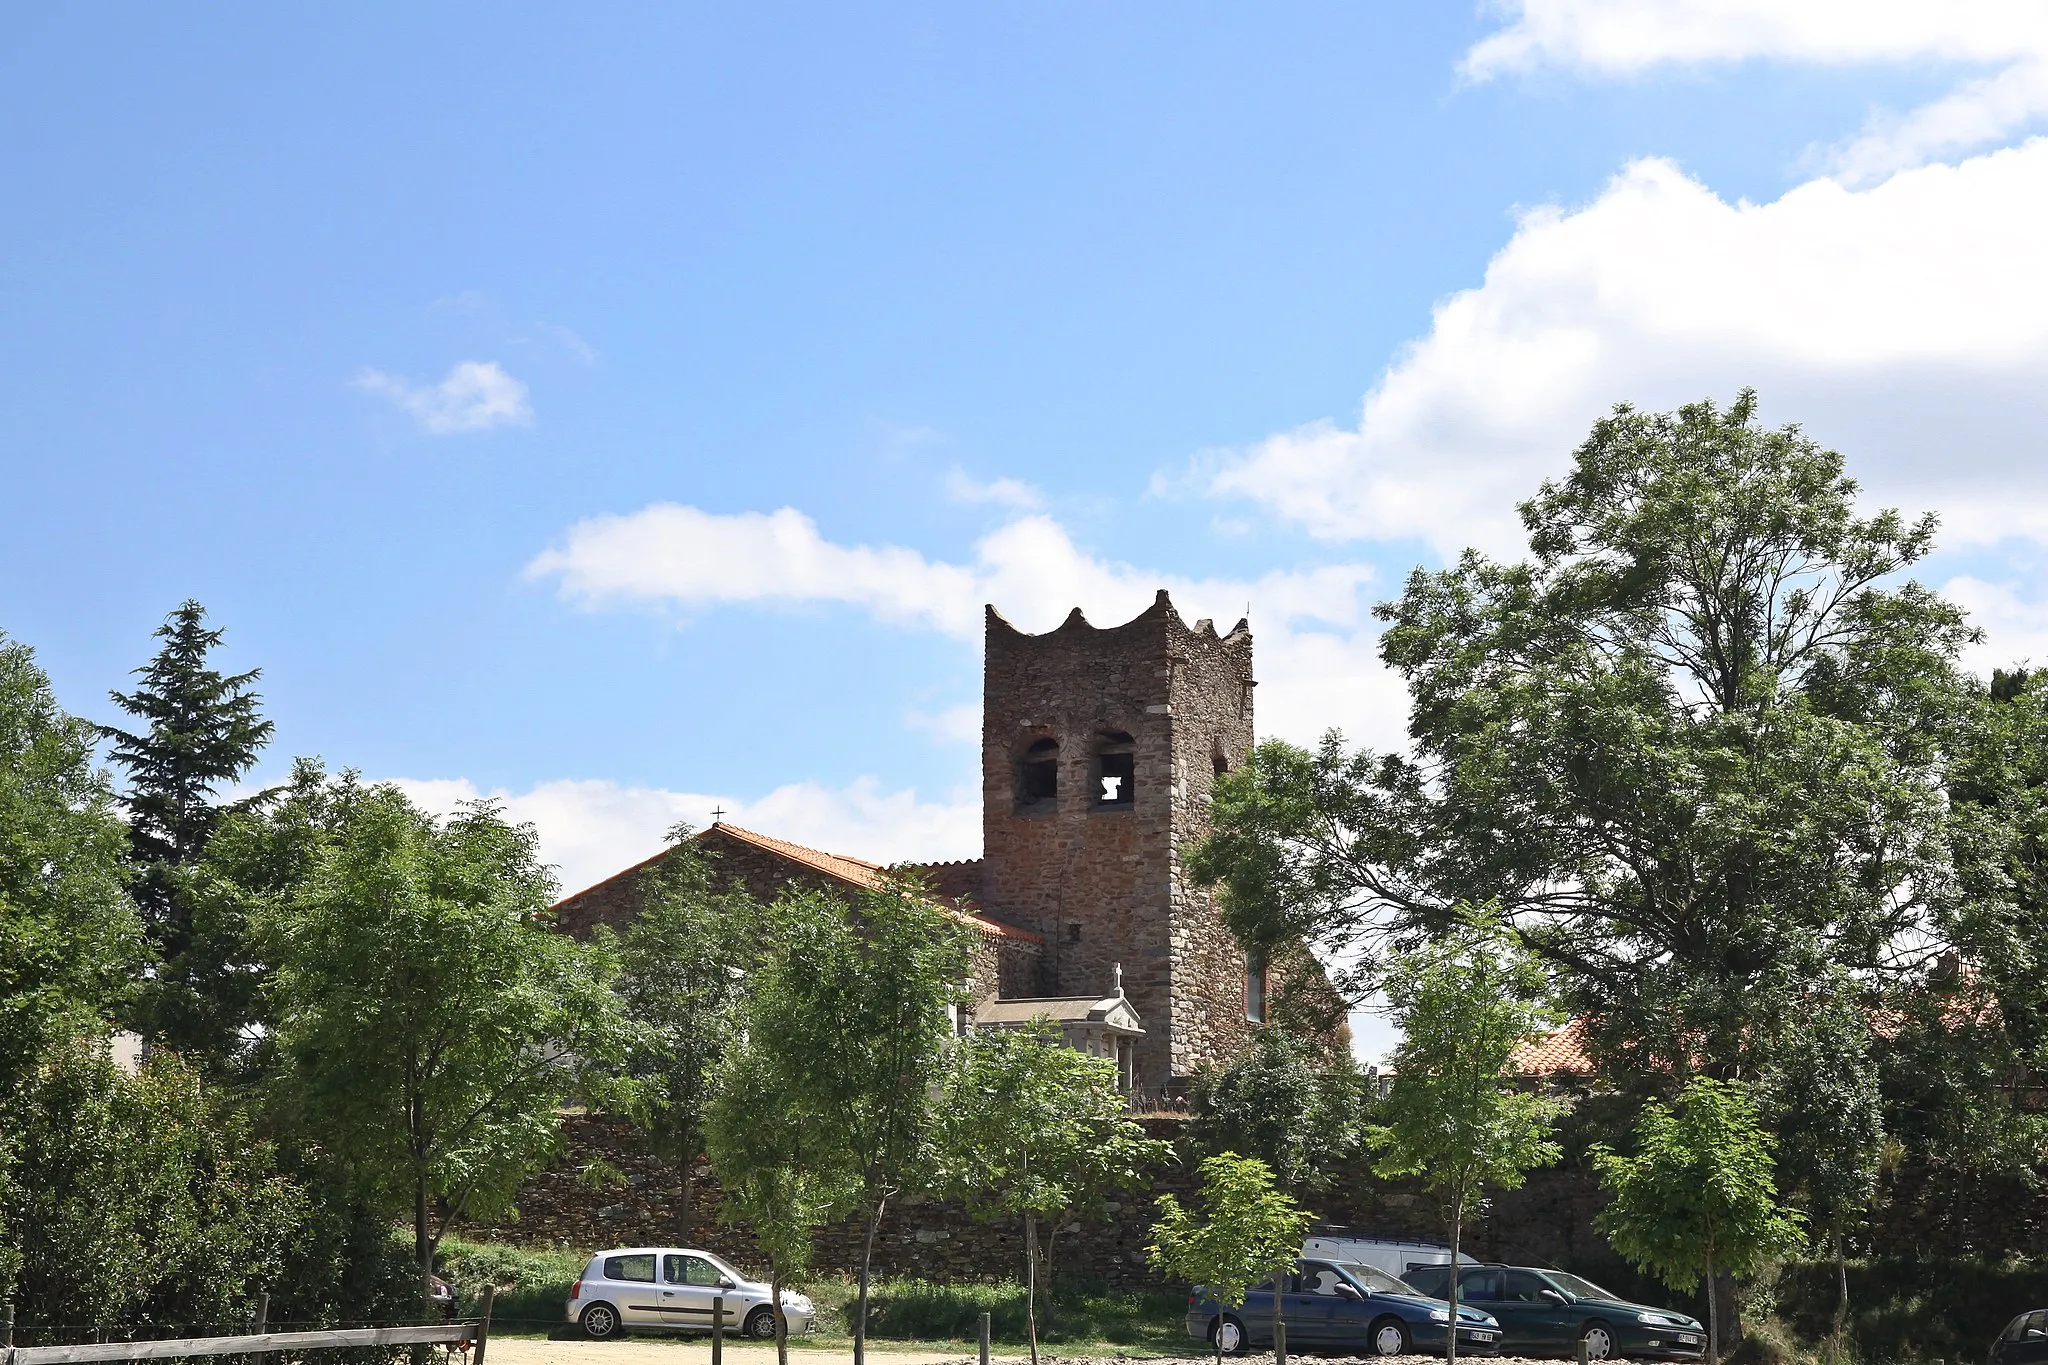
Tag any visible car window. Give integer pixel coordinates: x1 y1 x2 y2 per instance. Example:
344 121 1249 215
1461 1269 1504 1302
2026 1311 2048 1340
1302 1266 1351 1298
663 1254 726 1287
1403 1267 1449 1298
1503 1271 1553 1302
1546 1272 1621 1303
605 1254 656 1283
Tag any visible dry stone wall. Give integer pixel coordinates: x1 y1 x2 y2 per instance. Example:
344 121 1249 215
478 1114 1642 1290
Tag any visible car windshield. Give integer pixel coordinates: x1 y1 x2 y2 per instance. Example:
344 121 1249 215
1343 1265 1415 1295
1544 1272 1622 1303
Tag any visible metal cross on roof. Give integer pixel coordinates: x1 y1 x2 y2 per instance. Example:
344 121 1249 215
710 806 727 823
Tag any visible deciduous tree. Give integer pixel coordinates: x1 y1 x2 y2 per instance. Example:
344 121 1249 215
1189 1024 1369 1195
938 1021 1168 1365
1190 393 1975 1084
750 881 973 1365
615 831 760 1244
259 777 627 1306
1368 910 1564 1365
1148 1153 1311 1365
0 632 140 1095
1593 1077 1804 1365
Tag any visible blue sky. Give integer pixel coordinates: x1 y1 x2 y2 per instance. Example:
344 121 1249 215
8 4 2048 1057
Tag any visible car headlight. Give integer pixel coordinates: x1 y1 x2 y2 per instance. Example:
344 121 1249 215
1429 1310 1449 1322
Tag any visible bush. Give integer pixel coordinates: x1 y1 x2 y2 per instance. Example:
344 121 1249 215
0 1040 305 1343
1771 1257 2048 1364
435 1238 586 1331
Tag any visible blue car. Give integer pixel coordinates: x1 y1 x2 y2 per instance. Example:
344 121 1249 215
1186 1258 1503 1357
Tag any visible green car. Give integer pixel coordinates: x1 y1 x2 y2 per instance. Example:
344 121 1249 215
1401 1263 1704 1361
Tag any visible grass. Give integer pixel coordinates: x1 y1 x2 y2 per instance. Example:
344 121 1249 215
435 1239 1200 1354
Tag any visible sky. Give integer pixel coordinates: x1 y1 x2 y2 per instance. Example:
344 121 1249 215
8 3 2048 1061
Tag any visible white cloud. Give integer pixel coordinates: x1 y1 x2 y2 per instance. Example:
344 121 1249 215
528 505 1405 749
1465 1 2048 181
946 468 1046 510
389 774 980 900
1198 144 2048 558
355 360 533 434
1944 575 2048 676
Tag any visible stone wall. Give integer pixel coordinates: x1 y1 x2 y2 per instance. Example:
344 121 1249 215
476 1113 1638 1290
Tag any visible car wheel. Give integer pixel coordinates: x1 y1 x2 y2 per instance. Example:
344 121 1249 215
1211 1315 1248 1355
745 1307 778 1340
1370 1316 1412 1357
580 1303 622 1340
1582 1322 1616 1360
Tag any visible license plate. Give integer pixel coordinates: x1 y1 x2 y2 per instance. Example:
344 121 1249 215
1679 1334 1700 1346
1470 1333 1495 1342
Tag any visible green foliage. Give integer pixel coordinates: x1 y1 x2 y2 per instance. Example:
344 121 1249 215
0 1039 305 1338
258 774 629 1291
1148 1152 1311 1314
1189 1024 1369 1194
1595 1077 1806 1363
101 601 273 1066
705 922 854 1363
613 829 761 1241
0 638 142 1096
744 881 976 1362
1370 911 1564 1360
1765 976 1883 1333
0 633 141 1095
937 1021 1170 1359
1770 1256 2048 1365
434 1236 587 1327
1190 392 1975 1084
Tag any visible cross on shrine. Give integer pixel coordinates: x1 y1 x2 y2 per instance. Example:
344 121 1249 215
710 805 727 824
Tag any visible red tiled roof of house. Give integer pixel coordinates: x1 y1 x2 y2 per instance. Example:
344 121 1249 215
1510 1016 1595 1077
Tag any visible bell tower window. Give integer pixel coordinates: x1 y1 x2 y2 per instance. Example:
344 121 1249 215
1095 732 1135 809
1016 738 1059 814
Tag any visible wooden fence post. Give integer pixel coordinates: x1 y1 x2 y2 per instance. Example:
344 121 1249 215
248 1293 268 1365
978 1311 990 1365
471 1286 494 1365
710 1298 723 1365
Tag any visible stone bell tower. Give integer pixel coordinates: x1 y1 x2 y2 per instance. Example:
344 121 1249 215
976 590 1257 1096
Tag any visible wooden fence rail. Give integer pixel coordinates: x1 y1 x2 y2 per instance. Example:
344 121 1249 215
1 1287 494 1365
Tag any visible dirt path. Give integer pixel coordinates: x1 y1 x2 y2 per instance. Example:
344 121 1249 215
483 1338 993 1365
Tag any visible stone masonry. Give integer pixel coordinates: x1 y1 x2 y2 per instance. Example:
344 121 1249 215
975 590 1259 1095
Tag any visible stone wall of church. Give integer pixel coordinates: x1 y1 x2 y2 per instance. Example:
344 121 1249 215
1164 610 1257 1079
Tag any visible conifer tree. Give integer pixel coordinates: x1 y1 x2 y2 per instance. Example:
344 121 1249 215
102 601 273 1060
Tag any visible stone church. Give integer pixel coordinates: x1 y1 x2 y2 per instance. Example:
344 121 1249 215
553 589 1281 1099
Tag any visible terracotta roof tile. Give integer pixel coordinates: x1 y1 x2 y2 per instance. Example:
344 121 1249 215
1510 1017 1594 1077
705 822 1042 944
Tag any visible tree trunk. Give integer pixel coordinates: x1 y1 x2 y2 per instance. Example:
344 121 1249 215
1704 1251 1719 1365
1831 1212 1849 1341
679 1156 695 1246
771 1263 788 1365
1271 1266 1287 1365
1447 1189 1463 1365
1025 1209 1041 1365
855 1194 887 1365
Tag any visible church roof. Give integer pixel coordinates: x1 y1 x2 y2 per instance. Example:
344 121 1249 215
701 822 1042 944
1509 1016 1594 1077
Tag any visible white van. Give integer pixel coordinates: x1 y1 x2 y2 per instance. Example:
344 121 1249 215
1302 1236 1457 1285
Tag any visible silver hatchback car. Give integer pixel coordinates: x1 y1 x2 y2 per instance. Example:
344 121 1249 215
568 1247 817 1340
